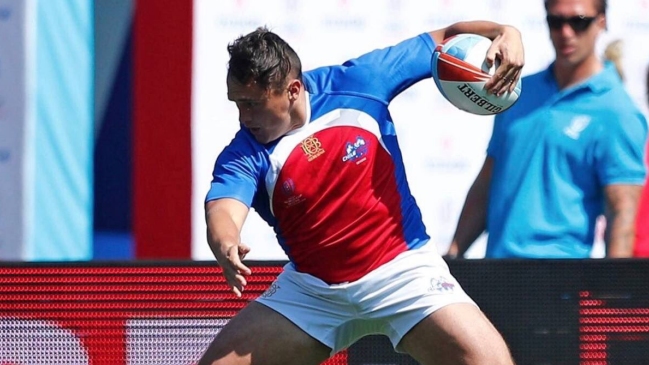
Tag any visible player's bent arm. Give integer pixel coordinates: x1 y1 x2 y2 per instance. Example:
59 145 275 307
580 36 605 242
429 21 516 45
603 184 643 258
205 198 249 257
429 21 524 94
205 198 252 296
447 157 493 258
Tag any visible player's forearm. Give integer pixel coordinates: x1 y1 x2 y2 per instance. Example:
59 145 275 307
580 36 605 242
205 203 243 262
441 21 518 41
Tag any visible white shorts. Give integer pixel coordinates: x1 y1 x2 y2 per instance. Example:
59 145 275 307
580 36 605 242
255 242 477 355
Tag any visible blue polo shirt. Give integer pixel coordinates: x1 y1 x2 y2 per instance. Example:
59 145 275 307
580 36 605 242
486 62 647 258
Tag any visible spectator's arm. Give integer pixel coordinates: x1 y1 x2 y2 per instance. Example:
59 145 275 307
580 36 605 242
604 184 643 257
447 157 493 258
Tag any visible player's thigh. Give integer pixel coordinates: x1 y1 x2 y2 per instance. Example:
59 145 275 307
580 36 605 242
198 301 331 365
399 303 514 365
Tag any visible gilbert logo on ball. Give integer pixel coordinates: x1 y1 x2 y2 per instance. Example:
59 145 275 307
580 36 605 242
431 33 521 116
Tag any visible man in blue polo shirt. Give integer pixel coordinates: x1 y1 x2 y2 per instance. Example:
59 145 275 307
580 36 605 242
447 0 647 258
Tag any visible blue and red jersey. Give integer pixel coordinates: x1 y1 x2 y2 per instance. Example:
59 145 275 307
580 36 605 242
207 33 437 283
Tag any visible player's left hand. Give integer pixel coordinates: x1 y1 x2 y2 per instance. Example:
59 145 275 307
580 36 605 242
484 25 524 96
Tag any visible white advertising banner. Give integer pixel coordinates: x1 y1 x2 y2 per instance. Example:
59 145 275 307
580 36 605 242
0 0 28 260
126 318 226 364
192 0 649 260
0 318 90 364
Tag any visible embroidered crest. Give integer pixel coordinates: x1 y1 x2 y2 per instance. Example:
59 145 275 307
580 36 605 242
301 135 325 161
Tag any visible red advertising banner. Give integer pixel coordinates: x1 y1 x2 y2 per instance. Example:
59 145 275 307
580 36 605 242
4 261 649 364
0 264 347 365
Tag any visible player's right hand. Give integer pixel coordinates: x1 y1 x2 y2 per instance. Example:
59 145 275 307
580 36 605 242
485 25 524 95
219 243 252 297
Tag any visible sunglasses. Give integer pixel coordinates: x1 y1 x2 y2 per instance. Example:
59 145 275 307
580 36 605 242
546 14 598 32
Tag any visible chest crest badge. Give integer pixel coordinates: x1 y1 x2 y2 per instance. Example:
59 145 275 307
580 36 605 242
301 135 325 161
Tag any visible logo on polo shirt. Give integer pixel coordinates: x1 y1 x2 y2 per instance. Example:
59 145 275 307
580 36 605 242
564 115 591 140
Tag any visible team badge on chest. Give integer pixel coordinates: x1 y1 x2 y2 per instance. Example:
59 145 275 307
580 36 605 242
301 135 325 162
342 135 369 164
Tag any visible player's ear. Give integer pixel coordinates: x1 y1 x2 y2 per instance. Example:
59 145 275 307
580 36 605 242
286 79 302 101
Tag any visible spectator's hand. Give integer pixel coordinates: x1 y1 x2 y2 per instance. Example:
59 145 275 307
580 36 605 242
484 25 524 96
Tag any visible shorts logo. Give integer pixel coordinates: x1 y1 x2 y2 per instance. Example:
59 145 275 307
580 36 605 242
429 276 455 293
261 282 280 298
301 135 325 161
342 136 369 164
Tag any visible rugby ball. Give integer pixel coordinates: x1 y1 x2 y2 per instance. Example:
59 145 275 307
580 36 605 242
431 33 521 116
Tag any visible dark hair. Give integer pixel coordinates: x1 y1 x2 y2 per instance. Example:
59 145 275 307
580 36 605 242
544 0 607 14
227 26 302 92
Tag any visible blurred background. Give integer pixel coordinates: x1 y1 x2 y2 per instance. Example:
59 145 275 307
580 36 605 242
1 0 648 262
2 2 649 364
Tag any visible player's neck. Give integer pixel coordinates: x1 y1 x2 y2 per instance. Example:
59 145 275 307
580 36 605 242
553 54 603 90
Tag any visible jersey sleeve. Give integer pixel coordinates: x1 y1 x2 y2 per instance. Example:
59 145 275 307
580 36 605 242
594 110 648 185
205 131 265 207
306 33 436 103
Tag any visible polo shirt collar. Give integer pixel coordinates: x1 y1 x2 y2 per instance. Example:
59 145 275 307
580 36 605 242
545 61 618 96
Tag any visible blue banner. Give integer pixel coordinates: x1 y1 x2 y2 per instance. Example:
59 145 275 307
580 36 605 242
26 0 94 260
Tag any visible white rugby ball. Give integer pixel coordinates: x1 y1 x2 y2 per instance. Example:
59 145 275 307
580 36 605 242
431 33 521 116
